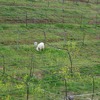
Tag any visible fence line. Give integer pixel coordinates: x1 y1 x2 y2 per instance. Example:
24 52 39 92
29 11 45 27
0 0 100 7
0 12 100 26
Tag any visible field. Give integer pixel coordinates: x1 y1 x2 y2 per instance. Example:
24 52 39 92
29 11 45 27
0 0 100 100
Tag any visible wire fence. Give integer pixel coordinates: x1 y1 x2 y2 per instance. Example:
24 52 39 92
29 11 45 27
0 8 100 26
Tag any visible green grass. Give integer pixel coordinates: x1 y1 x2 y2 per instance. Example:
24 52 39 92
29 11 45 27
0 0 100 100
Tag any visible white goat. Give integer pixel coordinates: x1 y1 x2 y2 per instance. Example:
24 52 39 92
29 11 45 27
34 42 45 51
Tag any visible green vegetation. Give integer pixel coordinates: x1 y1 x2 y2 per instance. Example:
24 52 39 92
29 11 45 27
0 0 100 100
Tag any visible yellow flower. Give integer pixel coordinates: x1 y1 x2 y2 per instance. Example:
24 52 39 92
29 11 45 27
16 84 23 89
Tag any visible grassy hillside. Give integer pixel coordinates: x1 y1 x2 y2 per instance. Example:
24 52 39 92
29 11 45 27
0 0 100 100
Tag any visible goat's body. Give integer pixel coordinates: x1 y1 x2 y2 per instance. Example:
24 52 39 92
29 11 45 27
36 42 45 51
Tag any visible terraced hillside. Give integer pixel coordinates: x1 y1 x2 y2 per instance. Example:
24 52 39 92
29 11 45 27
0 0 100 100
